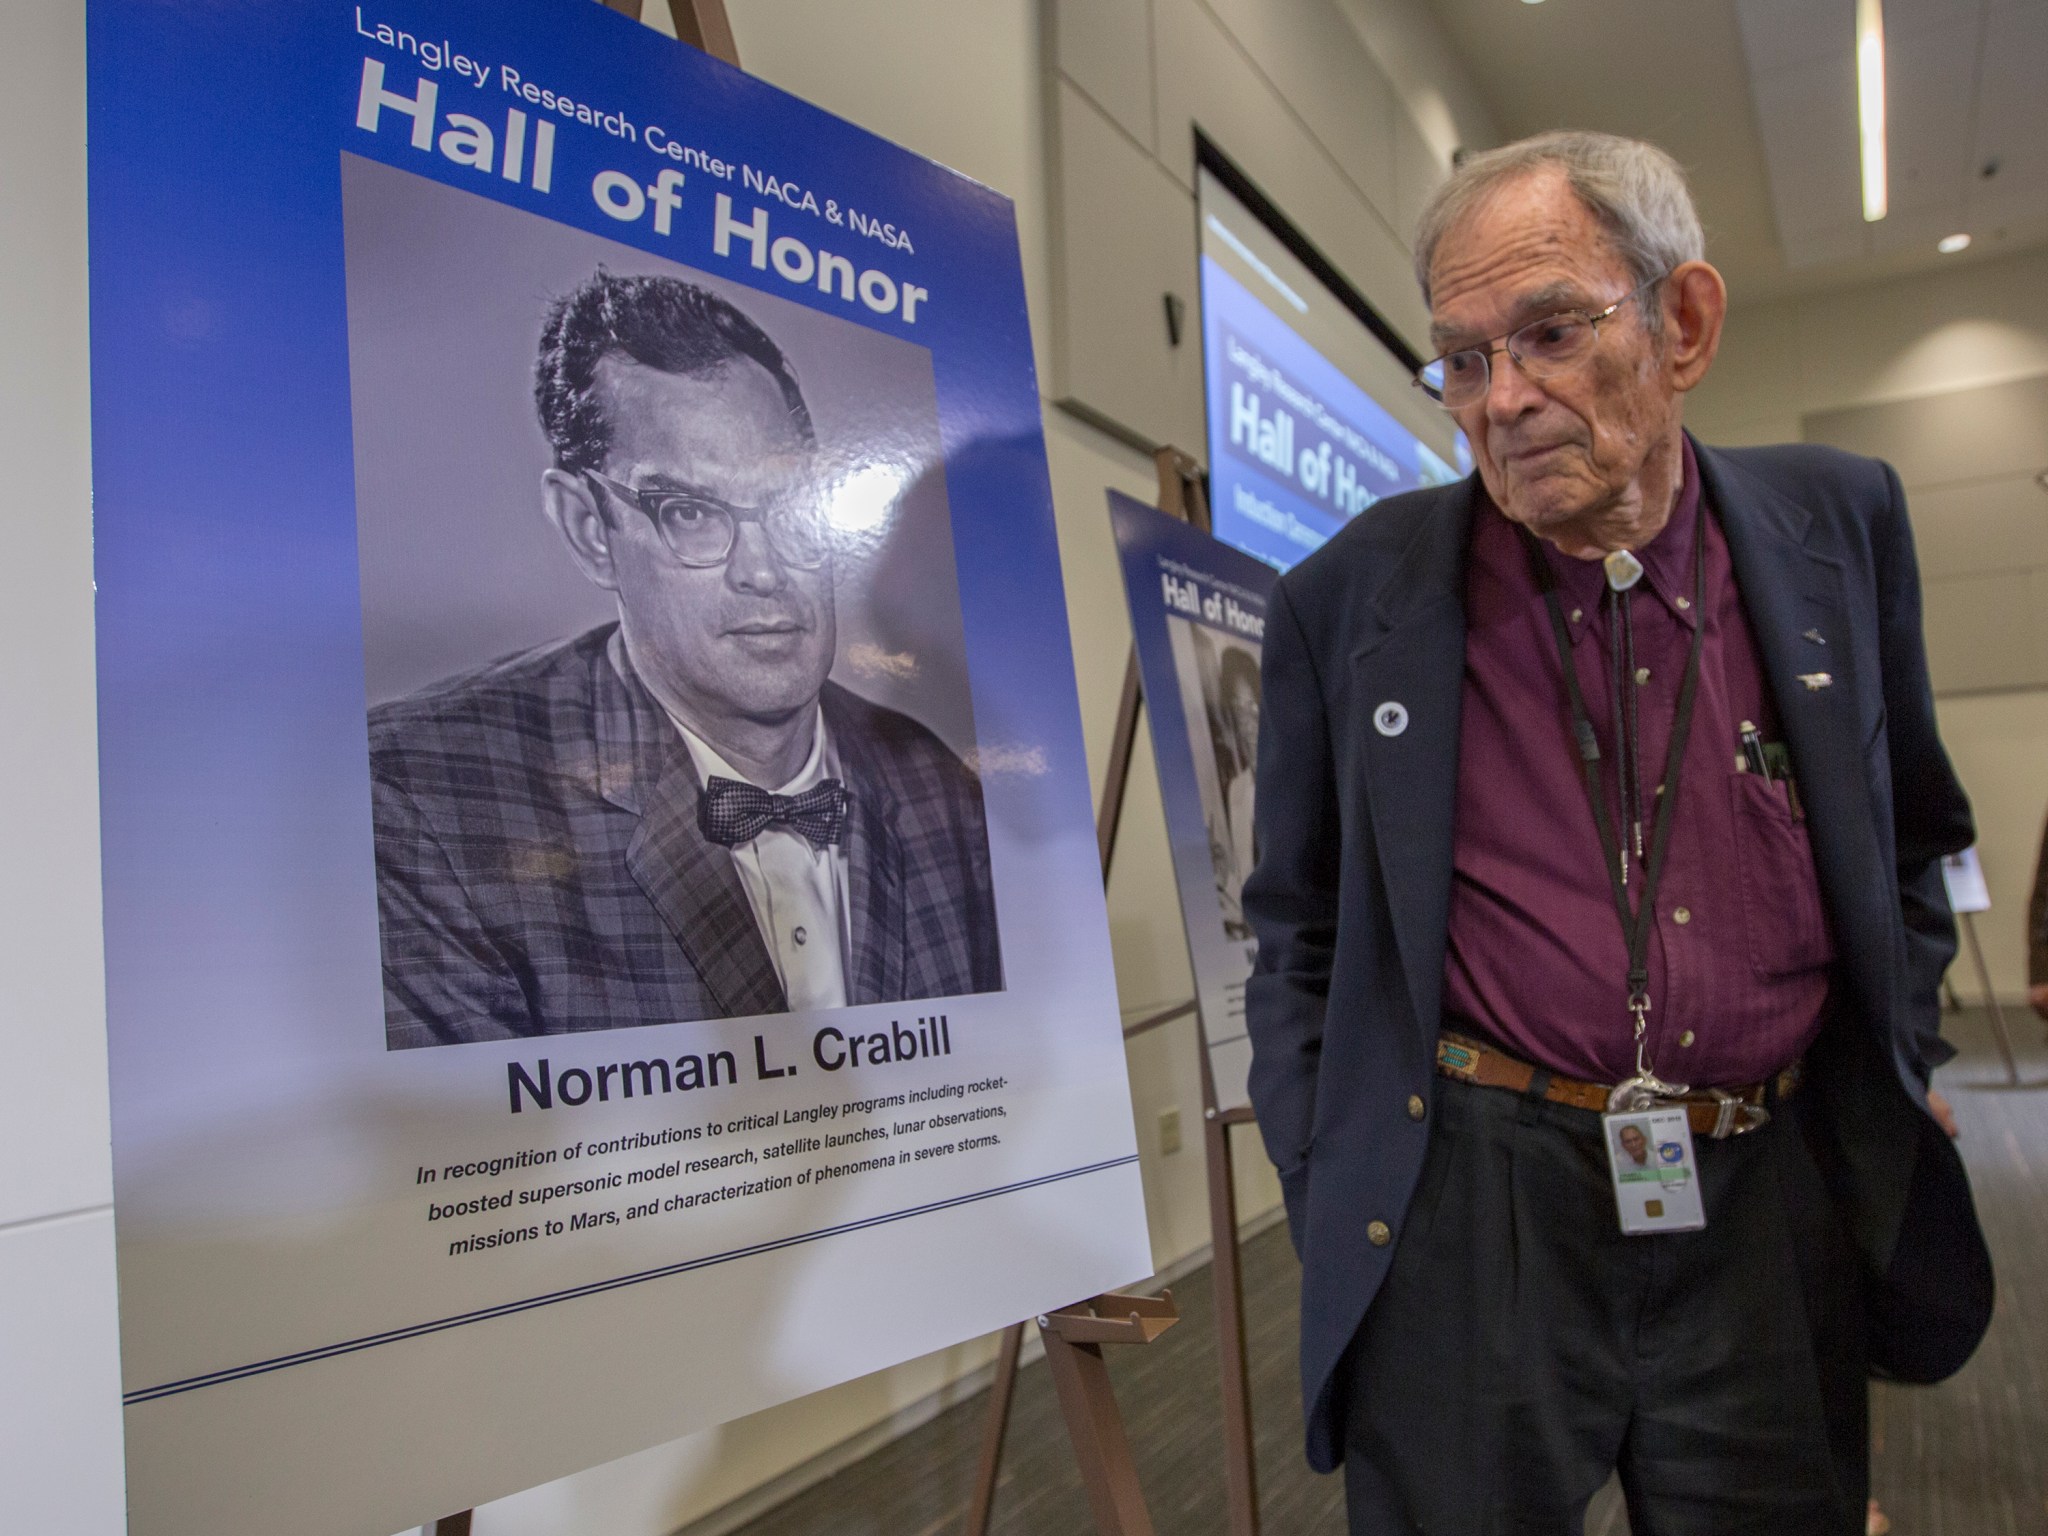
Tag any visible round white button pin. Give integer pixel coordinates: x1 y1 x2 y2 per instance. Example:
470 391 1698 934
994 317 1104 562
1374 702 1409 737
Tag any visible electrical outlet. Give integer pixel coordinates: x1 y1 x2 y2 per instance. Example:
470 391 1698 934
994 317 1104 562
1158 1107 1183 1156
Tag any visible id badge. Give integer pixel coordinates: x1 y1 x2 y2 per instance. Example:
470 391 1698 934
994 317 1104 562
1603 1106 1706 1234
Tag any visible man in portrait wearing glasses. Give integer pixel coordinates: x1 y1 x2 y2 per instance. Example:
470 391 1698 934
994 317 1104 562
369 271 1001 1049
1244 132 1990 1533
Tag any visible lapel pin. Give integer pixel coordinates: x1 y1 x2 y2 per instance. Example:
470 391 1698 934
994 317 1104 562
1802 629 1827 646
1374 701 1409 737
1797 672 1833 692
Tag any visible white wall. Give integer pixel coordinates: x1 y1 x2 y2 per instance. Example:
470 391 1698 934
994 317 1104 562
1688 245 2048 999
0 3 131 1533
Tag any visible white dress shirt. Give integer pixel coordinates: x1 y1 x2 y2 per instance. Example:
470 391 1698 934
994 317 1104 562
671 710 852 1010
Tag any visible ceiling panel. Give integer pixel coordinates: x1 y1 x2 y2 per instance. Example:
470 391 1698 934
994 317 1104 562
1749 56 1862 239
1883 25 1984 215
1884 0 1993 40
1971 4 2048 219
1436 0 2048 301
1735 0 1853 75
1866 200 1972 256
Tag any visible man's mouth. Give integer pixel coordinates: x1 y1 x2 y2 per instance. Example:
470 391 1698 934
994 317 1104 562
726 617 806 636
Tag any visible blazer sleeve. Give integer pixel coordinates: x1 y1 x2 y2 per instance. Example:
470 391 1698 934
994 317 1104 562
372 768 536 1048
1871 459 1974 1077
1242 578 1341 1243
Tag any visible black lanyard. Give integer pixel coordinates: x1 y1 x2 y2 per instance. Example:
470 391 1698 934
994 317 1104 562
1519 511 1708 1029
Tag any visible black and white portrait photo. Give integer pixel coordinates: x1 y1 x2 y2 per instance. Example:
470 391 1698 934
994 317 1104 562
341 155 1003 1049
1165 619 1263 943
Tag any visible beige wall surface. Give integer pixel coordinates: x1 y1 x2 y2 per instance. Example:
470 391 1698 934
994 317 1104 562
1689 246 2048 1001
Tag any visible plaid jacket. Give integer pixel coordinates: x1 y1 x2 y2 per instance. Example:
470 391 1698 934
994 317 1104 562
370 625 1002 1048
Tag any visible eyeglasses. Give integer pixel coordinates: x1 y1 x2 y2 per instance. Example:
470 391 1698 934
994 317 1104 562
583 469 829 570
1413 274 1667 410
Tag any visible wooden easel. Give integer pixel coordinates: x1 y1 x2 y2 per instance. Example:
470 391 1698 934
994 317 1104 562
963 447 1263 1536
600 0 738 59
1958 911 2025 1086
1952 911 2047 1090
432 9 1184 1534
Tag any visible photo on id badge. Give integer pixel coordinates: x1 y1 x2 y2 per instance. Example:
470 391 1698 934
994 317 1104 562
1604 1108 1706 1234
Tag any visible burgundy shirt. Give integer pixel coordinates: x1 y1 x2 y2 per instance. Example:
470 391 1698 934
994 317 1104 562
1442 440 1833 1087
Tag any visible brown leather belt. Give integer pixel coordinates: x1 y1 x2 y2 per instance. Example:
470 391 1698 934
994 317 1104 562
1435 1030 1801 1139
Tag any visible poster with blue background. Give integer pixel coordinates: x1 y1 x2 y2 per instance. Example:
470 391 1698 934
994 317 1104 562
88 3 1147 1530
1107 492 1277 1112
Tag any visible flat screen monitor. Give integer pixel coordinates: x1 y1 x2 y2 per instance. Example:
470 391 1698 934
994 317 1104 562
1197 147 1467 572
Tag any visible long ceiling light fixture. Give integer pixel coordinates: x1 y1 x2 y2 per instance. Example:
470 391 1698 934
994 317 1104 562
1858 0 1888 221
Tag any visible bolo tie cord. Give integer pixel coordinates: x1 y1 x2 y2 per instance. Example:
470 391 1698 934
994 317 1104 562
1608 586 1647 889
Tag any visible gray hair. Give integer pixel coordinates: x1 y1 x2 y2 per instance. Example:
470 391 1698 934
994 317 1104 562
1412 131 1704 331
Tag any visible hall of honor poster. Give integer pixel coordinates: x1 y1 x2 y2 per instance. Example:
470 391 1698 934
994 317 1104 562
1108 492 1277 1111
87 3 1148 1530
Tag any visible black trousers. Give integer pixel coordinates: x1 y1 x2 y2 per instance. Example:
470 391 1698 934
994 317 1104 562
1339 1073 1868 1535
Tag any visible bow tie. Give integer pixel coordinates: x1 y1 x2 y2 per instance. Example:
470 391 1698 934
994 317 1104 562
698 776 850 850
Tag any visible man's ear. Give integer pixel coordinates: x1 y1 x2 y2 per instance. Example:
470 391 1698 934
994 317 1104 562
1662 259 1727 394
542 468 620 592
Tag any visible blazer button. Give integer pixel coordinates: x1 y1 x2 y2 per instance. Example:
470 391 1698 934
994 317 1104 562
1367 1220 1392 1246
1407 1094 1426 1121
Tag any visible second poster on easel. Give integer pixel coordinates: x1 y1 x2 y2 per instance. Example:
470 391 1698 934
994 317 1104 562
1108 491 1278 1110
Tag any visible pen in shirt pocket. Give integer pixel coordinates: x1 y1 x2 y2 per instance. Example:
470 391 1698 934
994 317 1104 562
1737 721 1804 819
1738 720 1769 777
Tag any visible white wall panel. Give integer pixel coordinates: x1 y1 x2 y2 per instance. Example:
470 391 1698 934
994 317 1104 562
1391 108 1444 255
1153 0 1429 348
0 0 112 1233
1803 373 2048 487
1052 0 1157 152
1909 474 2048 583
1048 80 1207 452
1921 572 2048 694
1197 0 1402 214
0 1212 127 1535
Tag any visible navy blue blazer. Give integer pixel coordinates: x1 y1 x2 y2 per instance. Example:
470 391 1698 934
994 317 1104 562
1243 438 1993 1472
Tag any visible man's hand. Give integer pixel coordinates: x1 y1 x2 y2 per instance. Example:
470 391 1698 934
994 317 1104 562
1927 1088 1959 1140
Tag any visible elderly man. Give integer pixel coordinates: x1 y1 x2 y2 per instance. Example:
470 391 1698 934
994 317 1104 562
371 271 1001 1048
1245 132 1992 1532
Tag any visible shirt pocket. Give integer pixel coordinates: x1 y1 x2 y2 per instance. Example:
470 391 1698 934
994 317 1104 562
1729 771 1834 979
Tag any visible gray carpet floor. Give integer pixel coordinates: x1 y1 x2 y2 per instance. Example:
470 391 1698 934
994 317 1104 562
727 1006 2048 1536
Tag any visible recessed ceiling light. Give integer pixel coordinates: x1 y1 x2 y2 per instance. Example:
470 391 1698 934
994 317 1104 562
1858 0 1888 221
1522 0 1545 6
1938 232 1972 254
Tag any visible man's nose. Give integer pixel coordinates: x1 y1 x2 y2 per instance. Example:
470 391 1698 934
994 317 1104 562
723 518 786 593
1483 345 1546 421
